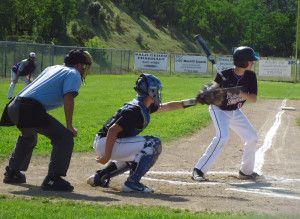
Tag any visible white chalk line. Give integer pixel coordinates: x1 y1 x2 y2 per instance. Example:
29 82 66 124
226 188 300 200
254 99 286 174
139 172 300 200
142 171 300 184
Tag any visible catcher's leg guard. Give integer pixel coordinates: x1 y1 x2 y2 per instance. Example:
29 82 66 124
122 136 162 192
87 161 130 187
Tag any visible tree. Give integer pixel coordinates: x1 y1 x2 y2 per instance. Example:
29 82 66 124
88 1 101 25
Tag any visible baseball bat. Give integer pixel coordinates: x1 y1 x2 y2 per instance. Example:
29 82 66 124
194 34 227 81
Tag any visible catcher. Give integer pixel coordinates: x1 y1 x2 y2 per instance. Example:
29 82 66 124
87 73 200 193
192 46 260 181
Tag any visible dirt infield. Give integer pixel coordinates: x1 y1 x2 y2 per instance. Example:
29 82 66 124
1 99 300 216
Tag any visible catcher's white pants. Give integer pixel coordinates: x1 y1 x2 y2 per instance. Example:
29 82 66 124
195 105 258 175
8 70 30 99
93 135 146 163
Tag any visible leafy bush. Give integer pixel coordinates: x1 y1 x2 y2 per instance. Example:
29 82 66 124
88 1 101 18
114 13 121 28
135 33 143 45
71 24 95 46
84 37 110 69
88 1 101 26
99 6 107 21
71 22 78 36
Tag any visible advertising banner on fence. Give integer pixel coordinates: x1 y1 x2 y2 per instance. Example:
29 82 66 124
217 57 234 71
134 52 168 71
174 55 207 73
259 60 291 77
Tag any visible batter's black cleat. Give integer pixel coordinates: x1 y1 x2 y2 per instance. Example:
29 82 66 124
3 166 26 184
41 174 74 192
238 170 260 180
192 168 206 181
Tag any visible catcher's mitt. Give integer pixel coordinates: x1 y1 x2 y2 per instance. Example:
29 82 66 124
196 81 244 106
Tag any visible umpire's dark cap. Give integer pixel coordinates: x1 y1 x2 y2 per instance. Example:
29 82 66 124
64 49 91 66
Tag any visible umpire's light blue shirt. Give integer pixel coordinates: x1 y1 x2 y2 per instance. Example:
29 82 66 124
18 65 82 111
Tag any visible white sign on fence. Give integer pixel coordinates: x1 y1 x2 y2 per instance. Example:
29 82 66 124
174 55 207 73
217 57 234 71
259 60 291 77
134 52 168 71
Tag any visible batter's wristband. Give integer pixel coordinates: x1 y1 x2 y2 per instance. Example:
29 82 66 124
181 99 196 108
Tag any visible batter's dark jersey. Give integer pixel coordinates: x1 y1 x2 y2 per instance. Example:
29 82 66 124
215 68 257 111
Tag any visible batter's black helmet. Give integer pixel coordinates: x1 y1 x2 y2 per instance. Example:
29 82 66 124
233 46 259 68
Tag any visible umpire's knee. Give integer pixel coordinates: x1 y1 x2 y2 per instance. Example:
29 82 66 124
52 129 74 151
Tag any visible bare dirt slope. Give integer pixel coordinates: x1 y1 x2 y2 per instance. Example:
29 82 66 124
1 99 300 216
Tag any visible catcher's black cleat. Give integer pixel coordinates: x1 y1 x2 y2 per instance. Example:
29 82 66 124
41 174 74 192
3 166 26 184
192 168 206 181
86 169 109 187
238 170 260 180
122 180 154 193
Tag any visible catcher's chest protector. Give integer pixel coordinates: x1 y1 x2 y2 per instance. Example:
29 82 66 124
102 99 150 137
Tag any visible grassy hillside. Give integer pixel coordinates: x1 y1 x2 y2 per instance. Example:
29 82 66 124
68 0 199 53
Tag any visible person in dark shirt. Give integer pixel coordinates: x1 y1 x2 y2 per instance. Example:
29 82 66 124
8 52 37 99
192 46 260 182
87 73 196 193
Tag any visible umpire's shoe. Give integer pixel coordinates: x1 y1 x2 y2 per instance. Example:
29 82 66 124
3 166 26 184
122 180 154 193
41 174 74 192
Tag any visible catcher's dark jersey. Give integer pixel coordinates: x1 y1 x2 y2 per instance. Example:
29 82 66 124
215 68 257 111
97 99 150 138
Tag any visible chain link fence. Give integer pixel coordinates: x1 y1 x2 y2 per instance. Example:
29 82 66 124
0 41 130 78
0 41 298 82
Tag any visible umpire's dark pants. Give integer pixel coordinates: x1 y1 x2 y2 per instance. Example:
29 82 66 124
7 97 74 176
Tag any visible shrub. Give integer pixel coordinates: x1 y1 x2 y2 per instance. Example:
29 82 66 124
99 6 107 21
114 13 121 28
88 1 101 18
136 33 143 45
71 22 78 36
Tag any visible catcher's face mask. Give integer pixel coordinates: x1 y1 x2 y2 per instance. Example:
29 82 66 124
135 73 163 107
64 49 93 84
81 51 93 84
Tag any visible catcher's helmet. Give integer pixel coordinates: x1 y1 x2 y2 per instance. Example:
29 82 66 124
134 74 163 106
233 46 259 68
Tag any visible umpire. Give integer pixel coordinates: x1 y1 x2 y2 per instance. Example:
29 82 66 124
0 49 92 192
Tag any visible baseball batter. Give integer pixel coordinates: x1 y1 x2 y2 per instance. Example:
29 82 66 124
87 73 195 192
192 46 260 181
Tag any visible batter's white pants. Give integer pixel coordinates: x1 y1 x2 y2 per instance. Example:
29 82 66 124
195 105 258 175
8 70 30 99
93 135 146 168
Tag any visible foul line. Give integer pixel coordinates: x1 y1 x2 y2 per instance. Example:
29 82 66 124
254 99 286 174
226 188 300 200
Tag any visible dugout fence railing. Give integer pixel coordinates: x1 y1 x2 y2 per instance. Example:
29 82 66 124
0 41 299 82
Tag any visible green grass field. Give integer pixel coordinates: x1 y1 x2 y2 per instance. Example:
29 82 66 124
1 75 300 218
